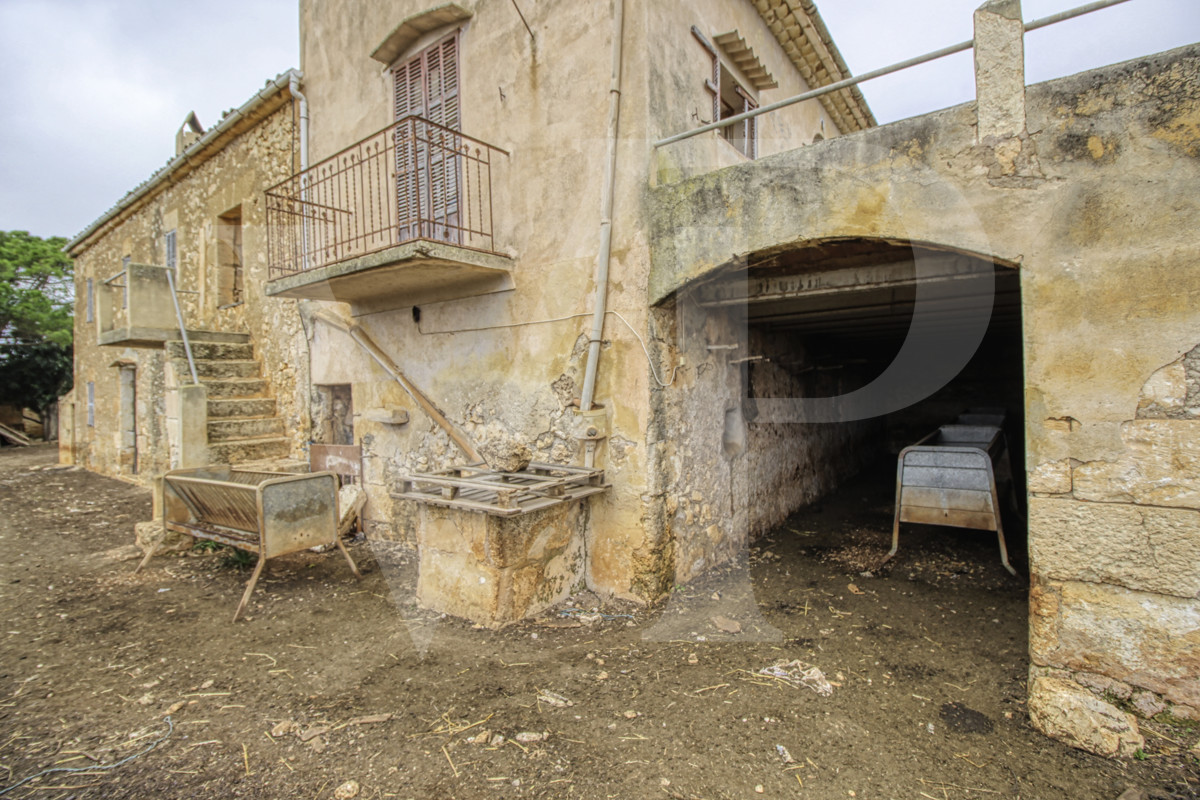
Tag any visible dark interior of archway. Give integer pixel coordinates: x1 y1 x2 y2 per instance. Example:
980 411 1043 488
712 238 1027 573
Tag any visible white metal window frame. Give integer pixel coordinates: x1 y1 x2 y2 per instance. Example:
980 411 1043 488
164 230 177 272
121 255 131 308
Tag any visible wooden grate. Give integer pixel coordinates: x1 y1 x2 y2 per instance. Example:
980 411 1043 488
394 462 608 517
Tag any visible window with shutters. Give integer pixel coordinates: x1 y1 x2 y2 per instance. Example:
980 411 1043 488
718 64 758 159
393 31 461 244
694 28 759 159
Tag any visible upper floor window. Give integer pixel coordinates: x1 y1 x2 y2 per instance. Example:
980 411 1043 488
121 255 130 309
85 278 94 322
392 31 460 130
164 230 177 273
716 63 758 159
392 31 462 243
693 27 775 160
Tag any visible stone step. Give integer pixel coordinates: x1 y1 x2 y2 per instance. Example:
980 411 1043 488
208 437 292 464
207 417 285 442
203 377 269 399
166 340 254 361
173 359 261 379
172 330 250 345
233 457 311 474
207 397 277 419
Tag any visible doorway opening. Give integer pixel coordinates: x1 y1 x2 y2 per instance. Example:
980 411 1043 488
117 363 138 475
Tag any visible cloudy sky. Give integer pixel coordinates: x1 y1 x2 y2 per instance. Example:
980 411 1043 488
0 0 1197 241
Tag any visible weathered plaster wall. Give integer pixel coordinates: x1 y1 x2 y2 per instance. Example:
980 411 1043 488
70 101 308 484
650 44 1200 735
646 0 837 185
649 294 880 586
298 0 839 602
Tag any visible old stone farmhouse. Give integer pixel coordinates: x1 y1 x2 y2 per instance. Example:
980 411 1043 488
64 0 1199 756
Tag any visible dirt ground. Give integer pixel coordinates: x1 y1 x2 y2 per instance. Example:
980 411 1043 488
1 443 1197 800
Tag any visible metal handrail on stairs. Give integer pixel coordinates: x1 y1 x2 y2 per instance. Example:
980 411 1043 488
165 268 199 385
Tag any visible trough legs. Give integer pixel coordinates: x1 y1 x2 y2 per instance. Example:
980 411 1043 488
992 499 1017 576
134 526 170 574
233 557 267 623
335 536 362 579
882 457 905 566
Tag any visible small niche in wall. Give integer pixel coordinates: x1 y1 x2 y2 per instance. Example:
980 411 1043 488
216 207 243 308
313 384 354 445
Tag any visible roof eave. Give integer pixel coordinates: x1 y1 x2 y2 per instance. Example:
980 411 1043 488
66 69 301 256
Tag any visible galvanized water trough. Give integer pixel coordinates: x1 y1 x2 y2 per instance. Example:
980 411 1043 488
137 466 361 620
885 424 1018 575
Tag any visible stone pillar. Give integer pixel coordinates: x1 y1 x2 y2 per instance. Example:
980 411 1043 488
974 0 1026 142
173 383 208 468
57 395 75 465
414 502 588 628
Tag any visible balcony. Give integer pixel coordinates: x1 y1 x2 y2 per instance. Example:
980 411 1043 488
264 116 512 313
96 264 243 348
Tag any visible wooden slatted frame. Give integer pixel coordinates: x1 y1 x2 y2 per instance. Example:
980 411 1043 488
395 463 609 517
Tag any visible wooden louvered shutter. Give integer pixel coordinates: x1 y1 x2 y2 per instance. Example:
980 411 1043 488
393 31 461 245
394 58 423 241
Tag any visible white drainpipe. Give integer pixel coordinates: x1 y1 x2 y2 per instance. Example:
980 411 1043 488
288 72 309 171
288 73 311 270
579 0 626 468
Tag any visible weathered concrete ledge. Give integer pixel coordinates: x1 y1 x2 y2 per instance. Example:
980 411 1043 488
264 240 514 314
649 43 1200 305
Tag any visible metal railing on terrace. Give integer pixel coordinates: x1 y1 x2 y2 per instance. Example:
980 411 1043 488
266 116 506 280
653 0 1135 150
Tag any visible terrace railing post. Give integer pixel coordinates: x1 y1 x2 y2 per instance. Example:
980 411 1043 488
974 0 1027 142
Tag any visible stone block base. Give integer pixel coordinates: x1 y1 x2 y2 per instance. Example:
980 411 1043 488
415 503 587 628
1028 669 1144 758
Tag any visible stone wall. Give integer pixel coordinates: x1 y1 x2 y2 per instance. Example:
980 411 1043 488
298 0 840 602
649 43 1200 752
651 293 880 586
68 98 307 484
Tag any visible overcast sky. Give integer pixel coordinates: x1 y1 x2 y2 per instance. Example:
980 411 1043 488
0 0 1197 241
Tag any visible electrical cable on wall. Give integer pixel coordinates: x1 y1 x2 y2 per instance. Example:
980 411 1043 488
415 310 680 388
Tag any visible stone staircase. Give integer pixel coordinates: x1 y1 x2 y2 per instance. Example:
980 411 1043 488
166 337 291 465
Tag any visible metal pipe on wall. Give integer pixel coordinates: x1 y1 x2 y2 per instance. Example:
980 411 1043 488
579 0 626 421
288 72 309 172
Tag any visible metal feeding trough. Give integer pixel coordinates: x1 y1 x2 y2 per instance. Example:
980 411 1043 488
137 467 361 620
886 423 1019 575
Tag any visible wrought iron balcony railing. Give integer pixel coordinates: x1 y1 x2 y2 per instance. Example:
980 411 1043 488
266 116 506 280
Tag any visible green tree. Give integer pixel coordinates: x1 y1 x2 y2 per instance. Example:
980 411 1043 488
0 231 74 421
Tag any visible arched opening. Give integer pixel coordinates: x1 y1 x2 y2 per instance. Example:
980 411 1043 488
659 235 1027 683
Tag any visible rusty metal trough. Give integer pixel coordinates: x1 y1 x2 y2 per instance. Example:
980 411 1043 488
137 466 361 620
885 424 1018 575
